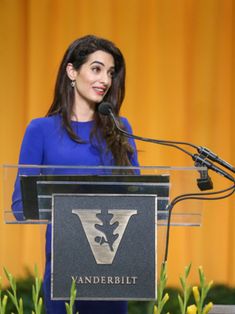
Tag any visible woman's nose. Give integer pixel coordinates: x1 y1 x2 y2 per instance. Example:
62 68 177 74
100 72 111 86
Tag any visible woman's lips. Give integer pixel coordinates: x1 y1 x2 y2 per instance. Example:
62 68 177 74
93 86 106 95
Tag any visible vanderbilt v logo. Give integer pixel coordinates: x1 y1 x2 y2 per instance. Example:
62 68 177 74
72 209 137 264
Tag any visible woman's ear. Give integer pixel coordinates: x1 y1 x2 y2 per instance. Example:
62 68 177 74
66 63 77 80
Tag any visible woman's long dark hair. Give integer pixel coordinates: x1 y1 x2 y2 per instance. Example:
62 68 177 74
47 35 134 166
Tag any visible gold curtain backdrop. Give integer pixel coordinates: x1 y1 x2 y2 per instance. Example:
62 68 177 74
0 0 234 287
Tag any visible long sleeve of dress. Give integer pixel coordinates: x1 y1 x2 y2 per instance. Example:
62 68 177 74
12 120 44 220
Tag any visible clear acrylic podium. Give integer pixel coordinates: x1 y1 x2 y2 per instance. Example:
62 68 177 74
2 165 204 300
3 165 204 225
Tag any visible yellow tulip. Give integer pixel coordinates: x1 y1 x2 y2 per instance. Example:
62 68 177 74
153 304 158 314
192 286 200 304
187 304 197 314
162 292 169 305
3 294 8 307
208 280 213 290
203 302 213 314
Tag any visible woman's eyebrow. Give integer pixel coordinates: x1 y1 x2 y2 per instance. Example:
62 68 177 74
90 61 115 69
90 61 104 66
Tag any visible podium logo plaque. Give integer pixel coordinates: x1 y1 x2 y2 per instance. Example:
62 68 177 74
51 194 157 300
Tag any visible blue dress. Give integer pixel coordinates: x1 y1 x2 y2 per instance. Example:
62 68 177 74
12 114 139 314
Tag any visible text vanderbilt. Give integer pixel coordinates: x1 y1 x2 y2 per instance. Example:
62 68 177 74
72 276 138 285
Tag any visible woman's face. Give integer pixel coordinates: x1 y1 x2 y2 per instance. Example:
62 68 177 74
67 50 115 106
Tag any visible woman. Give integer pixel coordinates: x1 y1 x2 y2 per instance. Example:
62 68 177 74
13 35 139 313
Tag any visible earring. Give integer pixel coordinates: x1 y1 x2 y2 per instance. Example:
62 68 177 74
71 80 75 87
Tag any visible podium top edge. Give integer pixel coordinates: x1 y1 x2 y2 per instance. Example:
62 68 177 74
2 164 207 171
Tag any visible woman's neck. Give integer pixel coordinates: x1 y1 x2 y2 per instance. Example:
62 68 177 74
72 100 95 122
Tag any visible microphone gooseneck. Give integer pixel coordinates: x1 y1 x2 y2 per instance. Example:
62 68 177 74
98 102 235 183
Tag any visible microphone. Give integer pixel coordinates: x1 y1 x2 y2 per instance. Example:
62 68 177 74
197 147 235 173
98 102 235 183
98 102 235 173
98 102 113 116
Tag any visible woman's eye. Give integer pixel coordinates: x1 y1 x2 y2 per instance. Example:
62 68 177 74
91 66 101 73
109 71 115 78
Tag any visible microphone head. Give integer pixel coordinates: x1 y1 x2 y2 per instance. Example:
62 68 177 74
98 102 113 116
